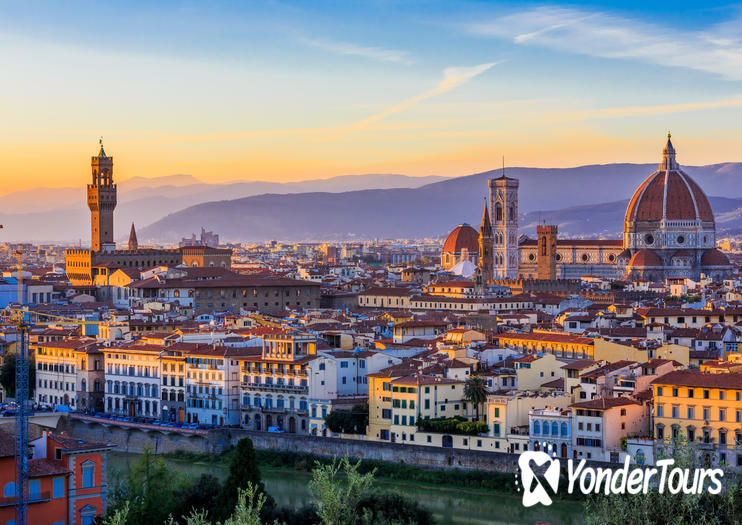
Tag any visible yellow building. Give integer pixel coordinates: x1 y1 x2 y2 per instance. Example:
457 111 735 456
497 332 594 359
652 370 742 468
366 363 471 443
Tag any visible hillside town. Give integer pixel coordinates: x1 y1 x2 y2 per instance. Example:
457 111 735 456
2 138 742 524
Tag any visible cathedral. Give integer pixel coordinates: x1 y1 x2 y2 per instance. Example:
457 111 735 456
619 134 731 281
65 143 232 286
441 134 732 283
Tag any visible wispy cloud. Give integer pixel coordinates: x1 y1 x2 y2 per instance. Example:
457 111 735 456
350 62 498 129
468 6 742 80
301 37 414 64
129 62 499 145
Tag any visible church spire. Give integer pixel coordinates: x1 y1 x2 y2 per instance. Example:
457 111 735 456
480 199 492 238
128 222 138 251
660 132 678 170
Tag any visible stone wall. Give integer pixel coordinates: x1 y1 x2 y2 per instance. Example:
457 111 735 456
57 416 619 474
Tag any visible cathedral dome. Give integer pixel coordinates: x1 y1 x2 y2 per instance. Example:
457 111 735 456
443 224 479 254
628 249 662 268
701 248 730 267
625 135 714 225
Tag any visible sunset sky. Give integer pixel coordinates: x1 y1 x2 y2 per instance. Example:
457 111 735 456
2 1 742 193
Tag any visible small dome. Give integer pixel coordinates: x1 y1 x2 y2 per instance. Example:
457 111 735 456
616 249 632 262
701 249 730 267
442 224 479 254
628 249 663 268
673 250 692 258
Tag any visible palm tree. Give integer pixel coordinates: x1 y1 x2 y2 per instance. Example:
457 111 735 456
464 376 488 422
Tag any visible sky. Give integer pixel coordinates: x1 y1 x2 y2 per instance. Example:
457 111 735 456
1 0 742 193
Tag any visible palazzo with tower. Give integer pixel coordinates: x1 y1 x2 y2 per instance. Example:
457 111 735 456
65 142 232 286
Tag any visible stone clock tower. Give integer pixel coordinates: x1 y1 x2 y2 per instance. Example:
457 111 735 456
88 140 117 252
489 170 519 279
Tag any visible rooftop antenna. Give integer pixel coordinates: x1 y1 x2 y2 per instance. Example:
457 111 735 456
502 155 505 177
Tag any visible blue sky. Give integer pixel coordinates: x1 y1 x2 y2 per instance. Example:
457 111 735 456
1 1 741 191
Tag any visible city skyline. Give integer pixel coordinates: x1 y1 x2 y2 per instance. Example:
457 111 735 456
2 1 742 193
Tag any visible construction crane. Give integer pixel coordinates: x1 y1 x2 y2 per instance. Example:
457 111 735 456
10 247 30 525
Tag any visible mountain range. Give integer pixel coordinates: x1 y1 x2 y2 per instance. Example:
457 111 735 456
3 163 741 243
0 173 445 242
139 163 742 242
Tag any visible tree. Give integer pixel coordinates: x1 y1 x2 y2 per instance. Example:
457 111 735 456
216 438 267 521
0 353 36 399
585 436 742 524
324 405 368 434
355 492 434 525
464 376 488 421
173 473 223 520
309 457 374 525
116 448 180 525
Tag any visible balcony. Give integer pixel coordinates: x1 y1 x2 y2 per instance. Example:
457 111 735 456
242 382 307 393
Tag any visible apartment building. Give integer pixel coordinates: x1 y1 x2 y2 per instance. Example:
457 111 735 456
570 397 649 462
652 370 742 467
185 345 240 426
238 332 315 433
104 342 162 418
35 338 98 409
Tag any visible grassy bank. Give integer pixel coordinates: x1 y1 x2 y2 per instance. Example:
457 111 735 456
164 447 584 502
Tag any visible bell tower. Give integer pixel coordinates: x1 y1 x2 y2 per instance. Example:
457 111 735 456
489 164 519 279
478 199 494 282
88 139 117 252
537 224 558 280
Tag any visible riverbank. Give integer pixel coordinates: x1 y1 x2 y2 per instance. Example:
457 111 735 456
107 450 585 525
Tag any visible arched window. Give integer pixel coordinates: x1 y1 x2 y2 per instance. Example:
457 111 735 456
552 422 559 436
533 420 540 434
561 422 568 437
495 203 503 222
542 421 549 435
3 482 16 497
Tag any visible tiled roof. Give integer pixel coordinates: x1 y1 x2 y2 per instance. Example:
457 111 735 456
651 370 742 389
571 397 640 410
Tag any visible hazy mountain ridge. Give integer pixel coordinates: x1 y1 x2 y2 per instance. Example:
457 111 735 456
142 163 742 241
138 163 742 242
0 173 446 241
4 163 741 243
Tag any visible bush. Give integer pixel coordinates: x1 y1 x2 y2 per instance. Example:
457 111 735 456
416 416 488 435
324 404 369 434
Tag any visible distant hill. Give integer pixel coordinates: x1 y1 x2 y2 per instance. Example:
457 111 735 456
0 173 446 242
138 163 742 242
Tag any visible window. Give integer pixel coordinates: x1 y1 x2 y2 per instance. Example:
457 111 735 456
53 476 65 498
657 405 664 417
29 480 40 500
3 482 16 498
82 461 95 488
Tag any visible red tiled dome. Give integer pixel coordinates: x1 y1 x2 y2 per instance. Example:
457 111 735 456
625 136 714 225
701 249 730 267
625 170 714 224
628 249 662 268
616 249 632 261
673 250 692 258
442 224 479 254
